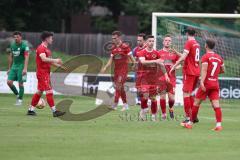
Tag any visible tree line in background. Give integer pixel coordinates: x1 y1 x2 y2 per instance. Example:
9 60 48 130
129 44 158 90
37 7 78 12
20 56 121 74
0 0 239 34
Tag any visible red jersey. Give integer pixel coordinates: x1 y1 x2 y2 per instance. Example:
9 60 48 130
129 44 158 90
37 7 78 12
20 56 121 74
201 52 224 89
183 39 201 76
134 46 146 74
133 46 145 58
111 42 131 74
138 49 164 85
158 49 179 84
36 44 52 76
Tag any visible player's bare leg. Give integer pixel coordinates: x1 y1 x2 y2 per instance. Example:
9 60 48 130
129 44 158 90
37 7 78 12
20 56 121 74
168 93 175 119
211 100 223 131
27 90 43 116
160 94 167 120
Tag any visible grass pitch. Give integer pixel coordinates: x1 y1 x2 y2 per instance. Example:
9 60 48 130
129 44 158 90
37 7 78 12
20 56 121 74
0 93 240 160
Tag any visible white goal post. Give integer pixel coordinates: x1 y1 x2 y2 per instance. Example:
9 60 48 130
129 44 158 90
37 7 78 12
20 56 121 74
152 12 240 49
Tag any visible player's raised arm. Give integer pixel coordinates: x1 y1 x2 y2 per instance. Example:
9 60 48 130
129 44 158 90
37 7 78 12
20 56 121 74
170 50 188 73
39 53 62 64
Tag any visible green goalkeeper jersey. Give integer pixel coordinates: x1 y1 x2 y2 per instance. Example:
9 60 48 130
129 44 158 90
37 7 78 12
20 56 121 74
8 41 29 69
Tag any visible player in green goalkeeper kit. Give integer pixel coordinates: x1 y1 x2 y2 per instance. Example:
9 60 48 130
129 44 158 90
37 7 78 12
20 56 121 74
7 31 30 106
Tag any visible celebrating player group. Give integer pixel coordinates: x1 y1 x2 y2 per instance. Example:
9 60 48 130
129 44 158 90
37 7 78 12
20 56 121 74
102 28 225 131
6 28 224 131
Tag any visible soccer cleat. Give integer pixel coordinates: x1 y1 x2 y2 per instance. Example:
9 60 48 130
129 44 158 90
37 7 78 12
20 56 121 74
212 126 223 131
161 113 167 121
193 117 199 124
184 123 193 129
27 110 37 116
151 114 158 122
15 99 23 106
110 103 118 110
180 119 190 126
169 108 174 119
121 104 129 112
53 110 66 117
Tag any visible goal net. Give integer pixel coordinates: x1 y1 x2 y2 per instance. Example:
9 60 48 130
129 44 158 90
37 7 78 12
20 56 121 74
152 13 240 102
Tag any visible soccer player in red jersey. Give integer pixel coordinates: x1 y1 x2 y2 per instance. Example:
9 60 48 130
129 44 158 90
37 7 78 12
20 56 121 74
101 31 135 111
133 33 146 105
138 35 169 121
158 34 181 120
170 28 201 124
27 31 66 117
184 39 225 131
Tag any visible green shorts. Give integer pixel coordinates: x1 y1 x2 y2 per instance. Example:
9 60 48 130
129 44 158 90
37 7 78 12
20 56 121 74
8 67 27 83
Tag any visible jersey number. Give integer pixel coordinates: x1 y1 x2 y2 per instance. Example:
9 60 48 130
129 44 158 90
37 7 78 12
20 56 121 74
211 62 218 76
195 48 200 62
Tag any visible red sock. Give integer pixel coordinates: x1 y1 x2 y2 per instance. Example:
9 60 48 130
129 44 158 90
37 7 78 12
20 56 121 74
190 96 194 110
160 99 166 114
168 99 175 109
31 93 41 107
114 90 121 103
140 98 148 109
46 93 55 108
121 89 127 103
214 107 222 123
151 100 157 115
183 97 191 117
191 105 200 122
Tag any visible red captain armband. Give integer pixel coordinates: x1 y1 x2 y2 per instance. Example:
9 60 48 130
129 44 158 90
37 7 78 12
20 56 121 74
24 51 29 58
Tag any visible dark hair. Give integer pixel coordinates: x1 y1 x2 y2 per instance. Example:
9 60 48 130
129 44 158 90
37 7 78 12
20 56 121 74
138 33 146 40
13 31 22 37
146 35 154 40
206 39 215 49
186 27 196 36
41 31 54 41
112 31 122 36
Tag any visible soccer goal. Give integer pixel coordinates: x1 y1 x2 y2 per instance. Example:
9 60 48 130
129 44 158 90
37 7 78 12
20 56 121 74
152 13 240 102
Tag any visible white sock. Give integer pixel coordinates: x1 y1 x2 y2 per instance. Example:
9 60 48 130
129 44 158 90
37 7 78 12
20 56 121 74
186 117 190 120
29 106 35 111
216 122 222 127
51 106 56 112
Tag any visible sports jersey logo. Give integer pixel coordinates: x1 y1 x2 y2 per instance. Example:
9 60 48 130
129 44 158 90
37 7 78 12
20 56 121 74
114 54 122 59
152 54 157 59
12 50 20 56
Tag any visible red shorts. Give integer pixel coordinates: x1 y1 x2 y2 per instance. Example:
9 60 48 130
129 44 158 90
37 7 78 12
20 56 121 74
183 74 199 92
138 85 158 98
196 87 220 100
37 74 52 91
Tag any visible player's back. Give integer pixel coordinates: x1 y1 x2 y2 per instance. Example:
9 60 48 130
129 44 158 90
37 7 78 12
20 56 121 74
183 39 200 76
202 52 224 89
36 44 51 74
